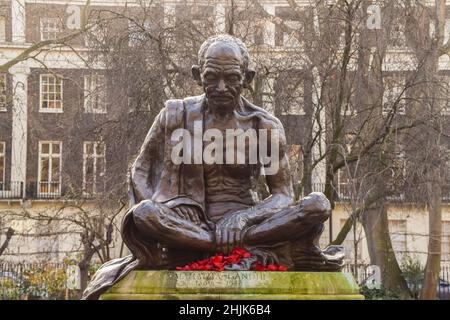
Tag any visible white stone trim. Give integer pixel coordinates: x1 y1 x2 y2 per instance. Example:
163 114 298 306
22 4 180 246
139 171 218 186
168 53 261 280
10 65 30 196
12 0 26 43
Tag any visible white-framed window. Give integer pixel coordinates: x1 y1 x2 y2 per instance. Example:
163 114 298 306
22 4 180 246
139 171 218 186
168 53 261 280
40 17 61 41
38 141 62 197
40 74 63 112
84 75 106 113
83 141 106 196
0 141 4 190
0 73 6 111
340 218 363 261
0 16 6 42
443 221 450 261
389 219 407 260
383 75 406 115
278 77 305 115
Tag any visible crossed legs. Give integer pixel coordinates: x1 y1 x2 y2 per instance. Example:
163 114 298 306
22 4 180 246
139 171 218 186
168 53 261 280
132 193 330 254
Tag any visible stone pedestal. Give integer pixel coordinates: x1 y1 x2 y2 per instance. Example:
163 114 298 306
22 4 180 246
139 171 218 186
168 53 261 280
100 271 364 300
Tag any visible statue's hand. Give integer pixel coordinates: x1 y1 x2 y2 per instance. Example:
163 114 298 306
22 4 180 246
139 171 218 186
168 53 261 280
173 205 202 224
215 213 250 255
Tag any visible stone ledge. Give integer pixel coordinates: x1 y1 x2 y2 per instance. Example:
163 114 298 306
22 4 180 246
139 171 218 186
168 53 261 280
101 271 364 300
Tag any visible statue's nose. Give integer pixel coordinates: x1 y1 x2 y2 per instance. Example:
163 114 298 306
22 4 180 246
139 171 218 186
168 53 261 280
217 79 227 92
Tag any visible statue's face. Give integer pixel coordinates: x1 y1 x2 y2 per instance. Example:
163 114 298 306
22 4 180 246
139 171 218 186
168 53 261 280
199 42 245 112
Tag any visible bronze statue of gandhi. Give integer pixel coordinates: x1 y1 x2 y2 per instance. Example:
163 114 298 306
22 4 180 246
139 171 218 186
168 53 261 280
83 35 344 300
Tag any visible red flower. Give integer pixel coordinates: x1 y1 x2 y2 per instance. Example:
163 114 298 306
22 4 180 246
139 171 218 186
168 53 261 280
225 254 239 264
267 264 278 271
176 247 288 272
231 247 251 258
212 255 224 269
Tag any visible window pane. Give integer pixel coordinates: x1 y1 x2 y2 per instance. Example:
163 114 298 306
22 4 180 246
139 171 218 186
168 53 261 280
40 158 49 182
96 157 105 177
52 143 60 154
84 182 93 194
85 157 94 181
96 142 105 155
85 142 93 155
41 143 49 154
51 157 60 181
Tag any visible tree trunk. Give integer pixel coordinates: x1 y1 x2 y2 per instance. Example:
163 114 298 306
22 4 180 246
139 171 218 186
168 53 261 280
0 227 14 256
78 247 95 296
78 261 90 295
416 0 444 296
362 200 411 297
421 162 442 299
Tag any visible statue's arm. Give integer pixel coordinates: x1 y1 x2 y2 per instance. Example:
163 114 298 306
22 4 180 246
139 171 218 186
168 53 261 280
130 108 166 203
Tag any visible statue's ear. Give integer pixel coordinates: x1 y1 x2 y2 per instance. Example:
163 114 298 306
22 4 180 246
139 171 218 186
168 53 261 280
243 68 256 88
192 65 202 86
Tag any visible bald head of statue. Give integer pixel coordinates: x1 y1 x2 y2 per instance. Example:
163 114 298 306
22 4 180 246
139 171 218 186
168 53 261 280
192 35 256 114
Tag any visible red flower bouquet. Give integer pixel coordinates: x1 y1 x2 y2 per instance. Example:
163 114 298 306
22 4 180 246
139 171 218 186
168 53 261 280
176 247 288 272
